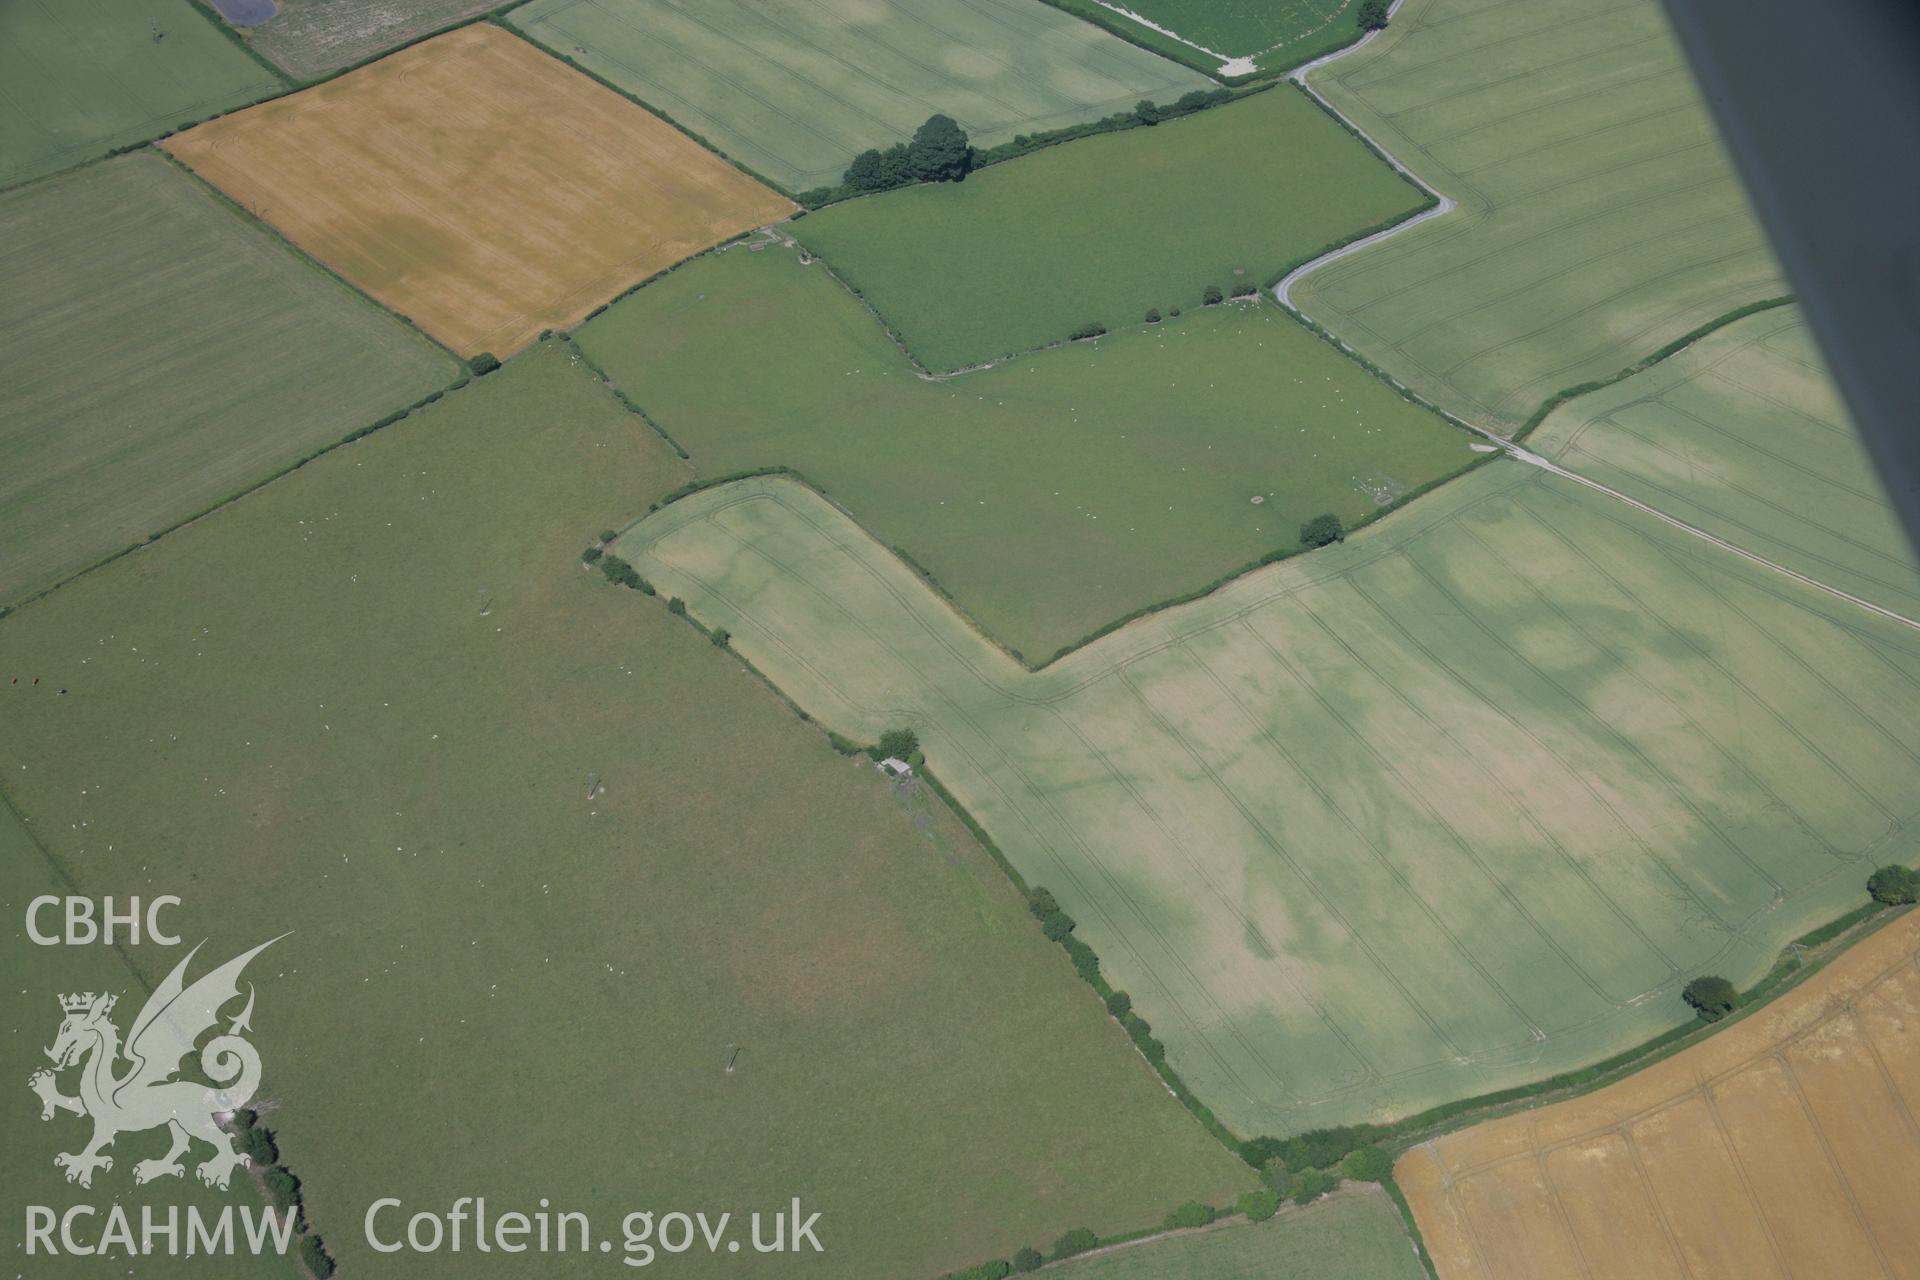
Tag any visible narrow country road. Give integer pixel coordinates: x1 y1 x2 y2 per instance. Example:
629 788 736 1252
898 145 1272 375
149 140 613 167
1271 0 1920 636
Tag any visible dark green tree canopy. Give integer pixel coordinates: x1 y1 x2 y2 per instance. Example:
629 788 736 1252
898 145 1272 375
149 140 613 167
1682 975 1738 1021
908 113 973 182
878 726 919 758
1868 864 1919 905
1301 513 1345 547
1358 0 1390 30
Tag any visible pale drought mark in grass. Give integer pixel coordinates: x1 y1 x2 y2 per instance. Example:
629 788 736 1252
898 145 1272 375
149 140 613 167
618 461 1920 1137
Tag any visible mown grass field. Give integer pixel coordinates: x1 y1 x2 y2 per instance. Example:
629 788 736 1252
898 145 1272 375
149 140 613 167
1530 307 1920 622
1043 0 1366 76
507 0 1211 194
793 85 1425 370
0 151 460 607
1400 910 1920 1280
0 342 1253 1279
577 244 1475 661
230 0 497 79
0 801 306 1278
620 460 1920 1138
1289 0 1787 432
1047 1188 1424 1279
0 0 279 189
167 25 793 357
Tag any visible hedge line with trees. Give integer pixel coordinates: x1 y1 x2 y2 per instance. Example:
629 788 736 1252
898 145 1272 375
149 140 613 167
229 1108 336 1276
795 88 1244 208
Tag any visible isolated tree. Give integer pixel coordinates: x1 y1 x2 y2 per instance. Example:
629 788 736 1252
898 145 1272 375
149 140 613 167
1133 98 1162 126
878 726 919 758
1145 307 1162 323
1869 864 1920 905
1012 1247 1044 1273
709 627 730 649
1683 975 1738 1021
1358 0 1390 29
469 352 500 376
1202 284 1224 306
908 114 972 182
1300 513 1345 547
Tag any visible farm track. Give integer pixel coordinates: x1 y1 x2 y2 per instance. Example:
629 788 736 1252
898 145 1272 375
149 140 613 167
1274 0 1920 638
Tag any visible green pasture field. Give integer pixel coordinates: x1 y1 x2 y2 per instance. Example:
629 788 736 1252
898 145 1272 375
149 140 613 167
1048 1188 1424 1280
620 458 1920 1139
1042 0 1367 77
1530 307 1920 622
231 0 498 79
792 85 1425 370
0 803 305 1279
576 244 1476 662
506 0 1210 194
1289 0 1787 433
0 342 1253 1279
0 152 461 608
0 0 279 190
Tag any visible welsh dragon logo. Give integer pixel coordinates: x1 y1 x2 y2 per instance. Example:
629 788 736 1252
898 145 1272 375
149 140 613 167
28 937 280 1190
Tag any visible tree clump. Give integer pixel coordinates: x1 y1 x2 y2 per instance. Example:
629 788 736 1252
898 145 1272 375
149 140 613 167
1869 864 1920 905
1051 1228 1098 1261
1682 975 1738 1022
1358 0 1390 29
877 726 919 759
1300 513 1345 547
843 114 973 193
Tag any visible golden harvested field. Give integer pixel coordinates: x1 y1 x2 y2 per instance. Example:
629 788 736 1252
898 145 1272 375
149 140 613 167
1399 911 1920 1280
165 24 793 357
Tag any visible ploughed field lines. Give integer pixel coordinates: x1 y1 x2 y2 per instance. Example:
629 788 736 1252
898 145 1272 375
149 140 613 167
619 462 1920 1135
1530 307 1920 625
0 151 460 606
1289 0 1786 432
1401 911 1920 1280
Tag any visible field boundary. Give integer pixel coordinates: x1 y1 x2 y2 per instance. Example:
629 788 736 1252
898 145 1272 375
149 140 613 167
623 468 1917 1154
792 79 1427 377
608 518 1916 1277
182 0 299 87
1510 295 1799 444
1031 0 1370 85
585 269 1492 671
154 149 470 367
1 374 467 619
